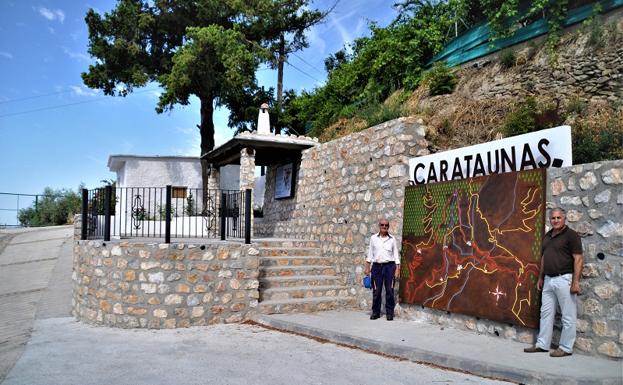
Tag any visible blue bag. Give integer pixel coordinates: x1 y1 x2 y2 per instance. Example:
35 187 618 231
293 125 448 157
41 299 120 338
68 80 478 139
363 275 372 289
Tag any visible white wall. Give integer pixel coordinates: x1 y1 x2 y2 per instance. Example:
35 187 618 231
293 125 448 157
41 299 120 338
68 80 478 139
219 165 240 190
121 158 202 188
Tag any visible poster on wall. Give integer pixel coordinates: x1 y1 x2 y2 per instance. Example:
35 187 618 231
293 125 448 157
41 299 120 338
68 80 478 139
275 163 295 199
399 168 545 328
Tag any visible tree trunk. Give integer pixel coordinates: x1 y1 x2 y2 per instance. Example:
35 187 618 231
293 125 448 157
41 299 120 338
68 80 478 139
276 33 285 135
199 97 215 212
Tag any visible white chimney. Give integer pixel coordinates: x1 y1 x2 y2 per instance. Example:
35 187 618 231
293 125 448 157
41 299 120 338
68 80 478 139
257 103 271 134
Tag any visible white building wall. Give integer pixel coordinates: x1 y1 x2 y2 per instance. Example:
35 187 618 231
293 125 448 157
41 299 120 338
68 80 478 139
121 158 202 188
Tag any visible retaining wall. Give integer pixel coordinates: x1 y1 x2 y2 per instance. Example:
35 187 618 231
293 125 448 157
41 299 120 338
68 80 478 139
258 119 622 359
72 232 260 328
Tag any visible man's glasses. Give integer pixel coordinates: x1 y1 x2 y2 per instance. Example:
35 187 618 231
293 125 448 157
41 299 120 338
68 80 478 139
379 224 389 227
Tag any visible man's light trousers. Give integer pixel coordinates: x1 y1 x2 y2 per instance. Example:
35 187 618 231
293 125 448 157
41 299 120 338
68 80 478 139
535 274 577 353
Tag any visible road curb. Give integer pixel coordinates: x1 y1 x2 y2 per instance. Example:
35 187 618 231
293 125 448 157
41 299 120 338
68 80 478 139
256 314 621 385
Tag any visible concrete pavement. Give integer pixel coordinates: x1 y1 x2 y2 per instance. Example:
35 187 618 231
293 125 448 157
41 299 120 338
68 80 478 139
256 311 623 385
0 226 73 383
3 318 512 385
1 227 620 385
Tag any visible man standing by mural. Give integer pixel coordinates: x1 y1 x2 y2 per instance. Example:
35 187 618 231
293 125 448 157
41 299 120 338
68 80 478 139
365 219 401 321
524 208 584 357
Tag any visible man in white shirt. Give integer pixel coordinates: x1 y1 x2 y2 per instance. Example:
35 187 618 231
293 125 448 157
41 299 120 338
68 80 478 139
364 218 401 320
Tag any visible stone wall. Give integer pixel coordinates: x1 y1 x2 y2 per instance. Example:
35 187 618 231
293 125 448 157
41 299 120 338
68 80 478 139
401 160 623 360
457 15 623 103
72 237 260 328
258 119 622 359
546 160 623 358
256 117 429 301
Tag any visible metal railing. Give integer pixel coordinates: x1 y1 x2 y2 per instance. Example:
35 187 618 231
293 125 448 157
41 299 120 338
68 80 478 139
81 186 252 244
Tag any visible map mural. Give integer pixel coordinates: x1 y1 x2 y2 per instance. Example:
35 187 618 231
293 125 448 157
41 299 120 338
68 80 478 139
399 169 545 328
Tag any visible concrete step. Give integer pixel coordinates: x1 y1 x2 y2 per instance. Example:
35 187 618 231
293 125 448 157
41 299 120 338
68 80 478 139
259 256 333 267
255 239 320 248
259 285 351 301
259 265 337 278
259 275 342 289
259 296 357 314
258 247 321 257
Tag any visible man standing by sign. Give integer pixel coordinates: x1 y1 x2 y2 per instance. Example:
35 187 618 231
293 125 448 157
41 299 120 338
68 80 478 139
524 208 584 357
365 219 401 321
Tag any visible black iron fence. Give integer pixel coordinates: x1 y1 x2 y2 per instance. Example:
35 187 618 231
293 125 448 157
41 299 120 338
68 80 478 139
81 186 251 244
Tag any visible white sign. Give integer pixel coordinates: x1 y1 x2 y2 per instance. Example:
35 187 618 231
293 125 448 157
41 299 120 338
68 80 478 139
409 126 572 185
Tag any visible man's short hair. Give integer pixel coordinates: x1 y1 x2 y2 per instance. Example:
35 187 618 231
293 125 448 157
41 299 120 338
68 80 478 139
550 207 566 216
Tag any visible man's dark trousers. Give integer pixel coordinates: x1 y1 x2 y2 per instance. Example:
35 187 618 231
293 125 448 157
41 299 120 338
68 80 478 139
371 262 396 317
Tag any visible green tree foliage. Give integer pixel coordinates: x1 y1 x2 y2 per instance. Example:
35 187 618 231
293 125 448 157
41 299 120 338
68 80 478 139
18 188 82 227
287 2 453 136
82 0 323 188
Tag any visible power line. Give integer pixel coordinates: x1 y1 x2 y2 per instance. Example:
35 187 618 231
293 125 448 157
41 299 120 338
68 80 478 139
285 61 323 83
0 90 70 104
291 52 326 75
0 88 159 119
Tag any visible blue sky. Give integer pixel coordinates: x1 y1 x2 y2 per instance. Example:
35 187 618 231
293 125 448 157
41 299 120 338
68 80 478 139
0 0 396 225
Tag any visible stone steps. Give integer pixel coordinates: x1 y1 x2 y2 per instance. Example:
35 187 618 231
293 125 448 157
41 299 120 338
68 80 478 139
259 275 342 289
258 247 321 257
259 256 333 267
257 239 355 315
259 265 337 278
260 285 351 301
256 239 319 248
259 296 357 314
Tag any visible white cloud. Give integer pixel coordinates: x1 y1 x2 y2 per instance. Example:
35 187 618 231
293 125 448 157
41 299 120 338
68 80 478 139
70 85 98 97
328 12 355 52
0 51 13 59
173 126 201 157
36 7 65 23
61 46 90 62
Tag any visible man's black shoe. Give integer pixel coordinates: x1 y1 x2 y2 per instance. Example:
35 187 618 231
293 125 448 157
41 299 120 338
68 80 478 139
386 315 394 321
370 314 380 320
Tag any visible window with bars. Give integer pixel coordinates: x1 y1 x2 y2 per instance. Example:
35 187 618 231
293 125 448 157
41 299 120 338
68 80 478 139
172 186 187 199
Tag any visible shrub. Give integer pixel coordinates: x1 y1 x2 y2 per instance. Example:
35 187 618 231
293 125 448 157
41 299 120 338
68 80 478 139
501 97 564 137
18 188 81 227
358 102 404 128
499 49 516 68
421 62 458 96
572 105 623 164
565 97 588 116
501 98 537 136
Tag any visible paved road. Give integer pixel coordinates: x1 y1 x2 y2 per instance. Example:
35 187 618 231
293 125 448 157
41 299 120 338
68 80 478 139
0 227 512 385
0 226 73 383
3 318 511 385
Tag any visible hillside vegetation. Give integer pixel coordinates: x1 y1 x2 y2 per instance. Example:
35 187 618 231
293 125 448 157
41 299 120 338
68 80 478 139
276 1 622 164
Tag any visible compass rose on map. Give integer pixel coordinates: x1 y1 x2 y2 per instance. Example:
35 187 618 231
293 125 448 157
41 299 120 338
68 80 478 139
489 284 506 305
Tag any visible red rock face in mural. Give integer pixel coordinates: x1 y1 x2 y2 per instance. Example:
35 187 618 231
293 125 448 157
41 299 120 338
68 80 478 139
399 168 546 328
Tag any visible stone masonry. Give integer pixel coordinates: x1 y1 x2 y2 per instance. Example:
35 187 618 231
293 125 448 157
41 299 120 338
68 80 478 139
256 117 429 305
546 160 623 359
72 238 260 328
458 16 623 103
257 117 622 359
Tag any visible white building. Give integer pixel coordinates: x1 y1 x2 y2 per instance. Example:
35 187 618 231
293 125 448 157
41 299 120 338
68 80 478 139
107 155 239 190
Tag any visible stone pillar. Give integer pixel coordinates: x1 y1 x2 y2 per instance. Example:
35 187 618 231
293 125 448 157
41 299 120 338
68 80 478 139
240 148 255 233
207 167 220 237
